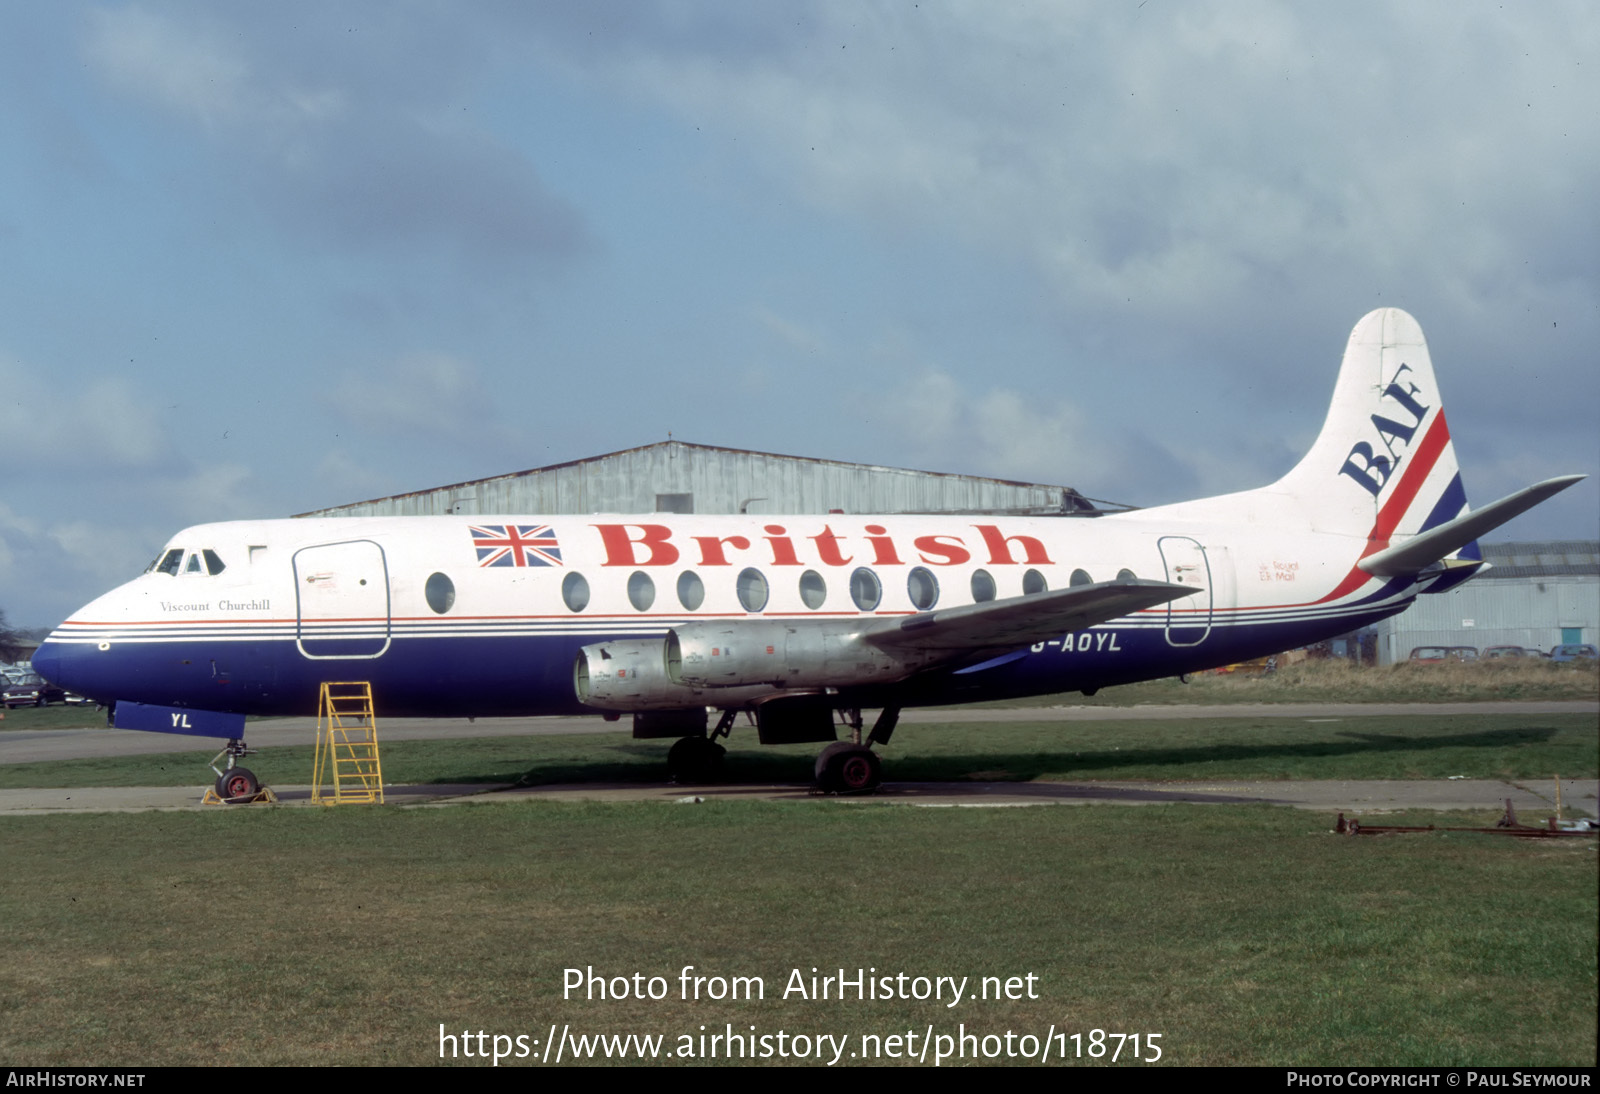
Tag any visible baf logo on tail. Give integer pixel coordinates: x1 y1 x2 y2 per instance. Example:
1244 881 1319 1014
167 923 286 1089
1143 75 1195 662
1338 362 1433 498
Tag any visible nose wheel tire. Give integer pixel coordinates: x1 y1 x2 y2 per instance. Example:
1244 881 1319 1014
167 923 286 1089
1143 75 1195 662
815 743 882 794
216 767 260 801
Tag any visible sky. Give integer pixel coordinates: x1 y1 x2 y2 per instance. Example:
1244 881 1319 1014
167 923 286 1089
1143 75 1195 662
1 2 1596 627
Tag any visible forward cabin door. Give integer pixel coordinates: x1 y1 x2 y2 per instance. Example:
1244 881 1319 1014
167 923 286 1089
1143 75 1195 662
293 540 392 659
1158 536 1213 647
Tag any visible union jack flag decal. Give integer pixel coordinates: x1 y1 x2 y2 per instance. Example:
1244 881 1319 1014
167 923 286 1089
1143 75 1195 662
469 524 563 568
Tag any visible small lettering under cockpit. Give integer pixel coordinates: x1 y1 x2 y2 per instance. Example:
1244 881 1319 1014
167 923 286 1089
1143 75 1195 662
218 599 271 610
160 602 210 612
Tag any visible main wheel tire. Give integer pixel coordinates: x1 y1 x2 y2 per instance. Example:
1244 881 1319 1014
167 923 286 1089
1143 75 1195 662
217 767 260 801
666 736 725 784
815 743 882 793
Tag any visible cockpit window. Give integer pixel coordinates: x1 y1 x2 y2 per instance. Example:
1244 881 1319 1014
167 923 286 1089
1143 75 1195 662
154 549 184 576
203 549 227 576
186 553 203 573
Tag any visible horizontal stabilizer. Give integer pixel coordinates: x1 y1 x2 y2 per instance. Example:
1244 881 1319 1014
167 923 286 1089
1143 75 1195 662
1358 475 1586 577
866 578 1195 651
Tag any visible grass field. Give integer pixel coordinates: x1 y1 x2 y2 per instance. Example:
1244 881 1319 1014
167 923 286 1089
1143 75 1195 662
1011 656 1600 706
0 712 1595 790
2 662 1594 1067
0 803 1593 1067
2 659 1595 737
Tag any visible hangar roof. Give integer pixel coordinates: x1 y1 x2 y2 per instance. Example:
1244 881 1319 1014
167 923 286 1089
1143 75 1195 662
1478 540 1600 579
294 440 1102 519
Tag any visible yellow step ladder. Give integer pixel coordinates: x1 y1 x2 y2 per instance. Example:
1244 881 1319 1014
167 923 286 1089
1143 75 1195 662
312 682 385 805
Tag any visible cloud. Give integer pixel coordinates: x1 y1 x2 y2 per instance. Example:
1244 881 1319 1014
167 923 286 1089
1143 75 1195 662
0 500 161 625
870 368 1202 505
144 462 260 524
327 352 487 437
539 4 1597 368
273 119 587 264
0 354 175 470
753 305 827 356
320 352 529 478
83 4 589 270
0 502 37 584
84 5 270 132
307 449 403 508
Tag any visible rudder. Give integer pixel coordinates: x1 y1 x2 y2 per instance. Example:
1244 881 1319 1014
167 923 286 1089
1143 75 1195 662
1273 308 1469 551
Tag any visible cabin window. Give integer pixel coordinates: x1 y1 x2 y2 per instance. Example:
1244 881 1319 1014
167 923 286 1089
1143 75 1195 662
907 567 939 611
627 571 656 612
1023 569 1048 595
849 567 882 611
799 570 827 610
203 549 227 576
1070 568 1092 587
562 572 590 612
677 571 705 611
736 568 768 613
970 569 996 603
425 572 455 614
154 549 183 575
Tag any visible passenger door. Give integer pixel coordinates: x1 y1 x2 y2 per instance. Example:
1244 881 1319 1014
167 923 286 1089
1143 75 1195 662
1158 536 1213 647
293 540 391 659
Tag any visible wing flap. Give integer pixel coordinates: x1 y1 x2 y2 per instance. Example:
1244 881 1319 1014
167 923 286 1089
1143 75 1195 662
864 578 1195 651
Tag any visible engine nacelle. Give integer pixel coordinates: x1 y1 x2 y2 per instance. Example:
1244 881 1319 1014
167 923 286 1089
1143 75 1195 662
666 620 938 690
574 638 774 711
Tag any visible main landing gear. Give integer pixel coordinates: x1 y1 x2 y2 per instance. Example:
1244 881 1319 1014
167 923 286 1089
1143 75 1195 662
813 706 899 795
814 742 881 793
663 705 900 793
666 710 734 784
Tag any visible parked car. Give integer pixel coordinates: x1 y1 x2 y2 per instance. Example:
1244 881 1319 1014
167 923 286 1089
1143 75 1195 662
1483 646 1547 659
1549 644 1598 663
3 672 65 708
1407 646 1479 663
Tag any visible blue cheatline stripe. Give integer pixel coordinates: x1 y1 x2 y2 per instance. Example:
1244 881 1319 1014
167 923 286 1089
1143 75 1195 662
1413 470 1482 566
1418 472 1468 534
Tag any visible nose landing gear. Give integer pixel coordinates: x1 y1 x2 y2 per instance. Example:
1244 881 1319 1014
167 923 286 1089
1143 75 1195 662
217 766 260 800
204 738 275 804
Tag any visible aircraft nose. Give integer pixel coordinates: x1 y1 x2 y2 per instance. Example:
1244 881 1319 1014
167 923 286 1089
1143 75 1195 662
32 636 100 700
31 639 63 686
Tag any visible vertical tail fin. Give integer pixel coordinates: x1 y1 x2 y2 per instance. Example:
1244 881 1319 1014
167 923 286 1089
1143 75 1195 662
1273 308 1469 552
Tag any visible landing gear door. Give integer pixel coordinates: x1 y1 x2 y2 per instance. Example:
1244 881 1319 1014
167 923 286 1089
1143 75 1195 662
1158 536 1212 647
293 540 391 659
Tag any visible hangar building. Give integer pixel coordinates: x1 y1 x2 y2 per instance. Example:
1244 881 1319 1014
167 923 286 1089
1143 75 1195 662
296 440 1101 519
1371 541 1599 663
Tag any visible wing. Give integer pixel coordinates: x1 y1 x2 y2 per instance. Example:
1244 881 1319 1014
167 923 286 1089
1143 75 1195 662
862 578 1196 652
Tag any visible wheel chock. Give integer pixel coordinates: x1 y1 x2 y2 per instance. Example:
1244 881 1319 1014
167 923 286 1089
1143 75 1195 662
201 785 279 806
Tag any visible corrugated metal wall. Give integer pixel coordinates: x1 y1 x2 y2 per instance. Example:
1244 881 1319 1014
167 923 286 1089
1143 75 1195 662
1374 574 1599 663
296 442 1084 518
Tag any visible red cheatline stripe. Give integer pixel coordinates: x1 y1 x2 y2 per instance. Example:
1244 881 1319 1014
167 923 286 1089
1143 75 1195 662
1365 412 1453 552
1315 411 1453 604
